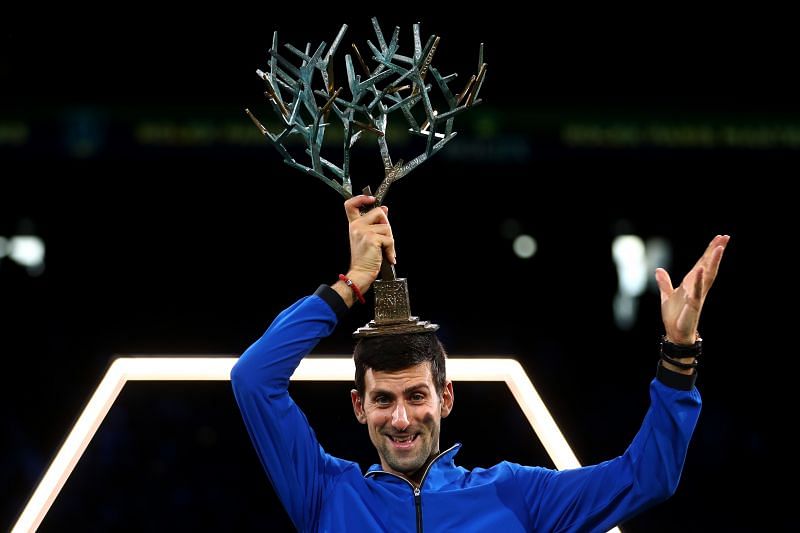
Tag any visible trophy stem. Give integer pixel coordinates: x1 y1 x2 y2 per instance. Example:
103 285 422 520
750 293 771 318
380 257 396 281
352 185 436 338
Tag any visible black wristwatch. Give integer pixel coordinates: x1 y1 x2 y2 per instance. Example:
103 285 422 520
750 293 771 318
660 336 703 358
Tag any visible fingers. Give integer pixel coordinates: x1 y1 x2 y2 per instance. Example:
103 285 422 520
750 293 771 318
696 234 730 296
384 233 397 265
346 197 396 265
344 196 390 225
360 204 389 225
693 234 730 271
691 267 704 301
361 221 392 236
344 195 377 222
364 206 396 264
704 235 729 279
699 245 723 294
376 234 396 265
654 268 674 305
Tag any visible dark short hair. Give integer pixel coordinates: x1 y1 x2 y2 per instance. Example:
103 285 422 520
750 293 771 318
353 332 447 397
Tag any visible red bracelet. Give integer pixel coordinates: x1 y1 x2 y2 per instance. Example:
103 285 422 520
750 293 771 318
338 274 366 304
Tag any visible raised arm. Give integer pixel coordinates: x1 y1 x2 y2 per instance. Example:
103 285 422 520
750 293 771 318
230 194 394 529
520 235 730 532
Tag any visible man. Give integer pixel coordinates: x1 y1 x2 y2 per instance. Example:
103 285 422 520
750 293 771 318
231 194 729 532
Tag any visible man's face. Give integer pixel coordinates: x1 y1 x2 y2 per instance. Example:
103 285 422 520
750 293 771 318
351 362 454 482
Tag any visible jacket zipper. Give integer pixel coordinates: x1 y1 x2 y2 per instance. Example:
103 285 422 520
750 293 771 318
365 443 459 533
414 486 422 533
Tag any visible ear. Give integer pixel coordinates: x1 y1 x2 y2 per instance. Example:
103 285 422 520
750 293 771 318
440 380 454 418
351 389 367 424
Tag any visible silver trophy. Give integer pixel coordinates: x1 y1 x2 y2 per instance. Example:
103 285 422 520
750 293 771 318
246 18 487 336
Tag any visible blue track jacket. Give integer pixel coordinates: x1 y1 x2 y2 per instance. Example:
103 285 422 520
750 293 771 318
231 288 701 532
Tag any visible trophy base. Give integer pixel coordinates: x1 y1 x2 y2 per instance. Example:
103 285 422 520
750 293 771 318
353 317 439 338
352 275 439 338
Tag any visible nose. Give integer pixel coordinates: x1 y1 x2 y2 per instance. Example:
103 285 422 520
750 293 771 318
391 401 410 431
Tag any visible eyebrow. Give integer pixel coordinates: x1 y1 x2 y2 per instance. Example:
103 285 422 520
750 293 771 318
371 383 431 397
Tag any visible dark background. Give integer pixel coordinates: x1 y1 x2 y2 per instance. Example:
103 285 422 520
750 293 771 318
1 8 793 532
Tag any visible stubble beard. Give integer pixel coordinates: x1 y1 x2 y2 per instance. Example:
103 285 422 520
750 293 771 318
378 424 441 479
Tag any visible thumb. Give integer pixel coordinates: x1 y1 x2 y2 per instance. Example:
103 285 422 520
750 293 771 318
654 268 674 305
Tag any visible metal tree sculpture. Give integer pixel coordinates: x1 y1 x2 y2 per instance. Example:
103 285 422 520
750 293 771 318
245 17 487 205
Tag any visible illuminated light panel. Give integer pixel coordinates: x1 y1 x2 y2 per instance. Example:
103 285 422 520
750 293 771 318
14 357 620 533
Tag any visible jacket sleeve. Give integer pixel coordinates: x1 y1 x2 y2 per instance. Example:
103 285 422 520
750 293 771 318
230 288 346 531
517 379 702 533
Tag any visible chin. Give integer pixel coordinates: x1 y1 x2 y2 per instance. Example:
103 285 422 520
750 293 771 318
393 456 428 473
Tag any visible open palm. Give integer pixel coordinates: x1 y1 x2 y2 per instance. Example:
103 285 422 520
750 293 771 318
655 235 730 345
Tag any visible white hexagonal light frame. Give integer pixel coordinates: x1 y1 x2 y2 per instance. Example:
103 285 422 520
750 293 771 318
13 357 620 532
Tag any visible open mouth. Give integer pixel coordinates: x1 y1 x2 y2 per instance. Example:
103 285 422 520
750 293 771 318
388 434 419 448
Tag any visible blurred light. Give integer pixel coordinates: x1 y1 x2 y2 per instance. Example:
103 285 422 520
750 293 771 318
612 235 647 330
612 235 646 296
613 293 638 331
645 237 672 292
13 356 601 533
513 234 538 259
610 234 674 330
9 236 45 268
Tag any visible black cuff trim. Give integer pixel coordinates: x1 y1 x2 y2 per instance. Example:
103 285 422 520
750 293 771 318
660 353 698 370
314 284 348 323
656 361 697 391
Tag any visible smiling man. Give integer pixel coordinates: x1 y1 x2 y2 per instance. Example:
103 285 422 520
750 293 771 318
231 195 729 532
352 333 453 489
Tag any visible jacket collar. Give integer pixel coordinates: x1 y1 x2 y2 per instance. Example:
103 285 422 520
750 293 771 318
365 443 463 490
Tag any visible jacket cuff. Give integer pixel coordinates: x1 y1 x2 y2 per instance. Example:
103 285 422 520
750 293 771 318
314 284 348 323
656 361 697 391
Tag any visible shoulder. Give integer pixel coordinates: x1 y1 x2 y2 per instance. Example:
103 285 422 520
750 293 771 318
498 461 556 483
322 454 364 477
465 461 554 484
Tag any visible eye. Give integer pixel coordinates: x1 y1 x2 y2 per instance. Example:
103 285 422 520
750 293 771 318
411 392 425 402
374 395 391 406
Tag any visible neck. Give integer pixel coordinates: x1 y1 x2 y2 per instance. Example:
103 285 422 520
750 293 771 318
387 449 440 487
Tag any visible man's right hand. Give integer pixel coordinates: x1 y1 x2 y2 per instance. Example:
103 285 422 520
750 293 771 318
334 195 396 307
